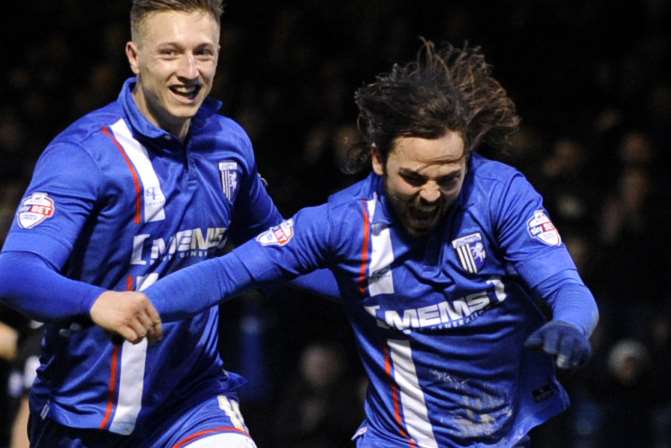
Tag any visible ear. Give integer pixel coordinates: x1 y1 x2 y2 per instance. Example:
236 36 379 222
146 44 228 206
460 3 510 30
126 41 141 75
371 146 385 176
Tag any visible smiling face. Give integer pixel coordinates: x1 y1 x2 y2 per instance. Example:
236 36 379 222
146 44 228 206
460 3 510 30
126 9 219 140
372 131 468 238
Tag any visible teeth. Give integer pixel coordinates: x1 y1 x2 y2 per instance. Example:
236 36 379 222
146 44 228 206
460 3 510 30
171 86 198 95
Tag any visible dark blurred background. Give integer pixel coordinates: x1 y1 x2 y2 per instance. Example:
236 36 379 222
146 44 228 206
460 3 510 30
1 1 671 447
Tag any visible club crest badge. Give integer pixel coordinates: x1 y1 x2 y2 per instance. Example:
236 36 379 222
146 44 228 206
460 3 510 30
218 161 239 202
17 192 55 229
451 232 486 274
256 219 295 246
527 210 561 246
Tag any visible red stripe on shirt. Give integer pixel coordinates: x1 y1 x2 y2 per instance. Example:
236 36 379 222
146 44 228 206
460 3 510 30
102 126 143 224
384 345 417 447
172 426 249 448
358 202 371 297
99 342 121 429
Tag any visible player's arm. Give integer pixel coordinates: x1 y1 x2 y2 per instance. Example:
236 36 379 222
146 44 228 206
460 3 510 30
286 268 342 301
228 141 342 301
146 204 335 320
0 252 162 344
523 270 598 369
0 143 160 343
492 173 598 369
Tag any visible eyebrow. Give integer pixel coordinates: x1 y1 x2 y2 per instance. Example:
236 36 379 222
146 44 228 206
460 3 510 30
398 168 461 178
156 41 216 48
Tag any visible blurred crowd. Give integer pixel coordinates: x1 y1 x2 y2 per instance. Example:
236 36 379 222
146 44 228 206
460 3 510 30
1 1 670 446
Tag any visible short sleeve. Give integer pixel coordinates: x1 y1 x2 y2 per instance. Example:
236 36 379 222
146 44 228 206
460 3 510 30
491 173 576 288
2 143 101 270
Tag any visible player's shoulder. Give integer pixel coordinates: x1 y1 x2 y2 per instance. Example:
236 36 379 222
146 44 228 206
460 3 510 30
458 153 535 218
41 101 123 163
207 113 249 139
200 109 253 150
54 101 122 145
192 110 259 173
327 174 378 209
319 174 381 230
469 153 523 187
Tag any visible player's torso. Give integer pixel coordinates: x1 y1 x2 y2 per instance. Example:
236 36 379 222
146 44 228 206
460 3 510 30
35 114 248 434
334 186 560 447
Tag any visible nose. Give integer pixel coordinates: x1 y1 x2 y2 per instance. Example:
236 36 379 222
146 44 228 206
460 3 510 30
177 54 198 79
419 184 441 203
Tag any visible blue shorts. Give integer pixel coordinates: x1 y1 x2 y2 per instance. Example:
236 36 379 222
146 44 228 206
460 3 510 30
353 426 531 448
29 394 256 447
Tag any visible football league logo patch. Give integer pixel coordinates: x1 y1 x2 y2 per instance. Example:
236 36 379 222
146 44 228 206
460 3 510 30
17 192 55 229
218 161 239 203
451 232 486 274
256 219 295 246
527 210 561 246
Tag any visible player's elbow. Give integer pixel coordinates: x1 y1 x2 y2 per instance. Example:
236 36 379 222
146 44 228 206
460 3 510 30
0 251 53 319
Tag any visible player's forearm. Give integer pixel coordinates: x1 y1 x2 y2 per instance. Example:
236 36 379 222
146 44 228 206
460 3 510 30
549 282 599 336
0 251 104 321
144 251 255 321
535 269 599 336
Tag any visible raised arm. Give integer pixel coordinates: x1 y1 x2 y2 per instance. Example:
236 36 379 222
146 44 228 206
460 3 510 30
145 204 336 320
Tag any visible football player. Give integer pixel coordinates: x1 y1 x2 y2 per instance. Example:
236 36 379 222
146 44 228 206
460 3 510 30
143 40 599 447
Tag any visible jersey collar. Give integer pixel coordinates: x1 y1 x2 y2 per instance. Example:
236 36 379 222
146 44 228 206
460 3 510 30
368 174 394 227
118 77 223 142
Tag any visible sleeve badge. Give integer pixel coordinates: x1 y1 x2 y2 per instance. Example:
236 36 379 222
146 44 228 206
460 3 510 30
256 219 294 246
527 210 561 246
17 192 55 229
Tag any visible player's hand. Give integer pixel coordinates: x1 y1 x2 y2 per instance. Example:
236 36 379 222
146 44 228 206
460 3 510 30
90 291 163 344
524 320 591 369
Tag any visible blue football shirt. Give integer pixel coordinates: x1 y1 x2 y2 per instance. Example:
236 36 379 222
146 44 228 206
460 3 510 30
2 77 282 435
230 154 581 446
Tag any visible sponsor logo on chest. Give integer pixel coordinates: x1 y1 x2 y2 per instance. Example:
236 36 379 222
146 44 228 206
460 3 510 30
365 277 507 333
130 227 227 265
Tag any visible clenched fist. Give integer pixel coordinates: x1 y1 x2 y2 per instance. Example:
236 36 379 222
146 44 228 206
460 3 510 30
90 291 163 344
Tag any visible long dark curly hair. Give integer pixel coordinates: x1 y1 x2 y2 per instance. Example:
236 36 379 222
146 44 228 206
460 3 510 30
345 39 520 173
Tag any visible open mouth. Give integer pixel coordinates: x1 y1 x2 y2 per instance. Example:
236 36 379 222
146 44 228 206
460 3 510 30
410 207 438 221
169 84 201 101
407 204 447 231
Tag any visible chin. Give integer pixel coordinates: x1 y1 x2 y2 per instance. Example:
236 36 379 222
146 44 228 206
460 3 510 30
404 223 432 238
168 104 201 119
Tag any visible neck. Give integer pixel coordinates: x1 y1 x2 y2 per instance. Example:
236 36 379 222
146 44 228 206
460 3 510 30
132 86 190 142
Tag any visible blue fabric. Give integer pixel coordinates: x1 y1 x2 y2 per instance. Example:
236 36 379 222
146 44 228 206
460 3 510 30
28 415 128 448
29 393 251 447
0 251 104 321
0 77 282 433
288 268 342 301
143 154 597 446
136 394 252 447
534 271 599 336
524 320 592 369
147 252 253 321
